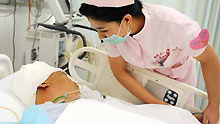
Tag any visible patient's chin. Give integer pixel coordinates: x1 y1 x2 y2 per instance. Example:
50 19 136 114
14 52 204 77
35 97 46 105
36 98 52 105
36 94 52 105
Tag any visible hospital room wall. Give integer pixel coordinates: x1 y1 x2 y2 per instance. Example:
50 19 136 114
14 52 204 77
0 5 53 71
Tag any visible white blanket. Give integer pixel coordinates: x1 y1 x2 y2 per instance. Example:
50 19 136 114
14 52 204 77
56 99 200 124
56 99 166 124
103 96 200 124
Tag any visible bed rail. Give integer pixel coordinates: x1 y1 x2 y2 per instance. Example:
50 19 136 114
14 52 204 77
69 47 208 112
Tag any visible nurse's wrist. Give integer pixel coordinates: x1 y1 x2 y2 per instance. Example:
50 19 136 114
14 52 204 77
208 101 219 107
163 102 169 105
157 100 169 105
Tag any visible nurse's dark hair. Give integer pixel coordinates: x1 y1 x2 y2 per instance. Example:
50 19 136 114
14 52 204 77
79 0 143 23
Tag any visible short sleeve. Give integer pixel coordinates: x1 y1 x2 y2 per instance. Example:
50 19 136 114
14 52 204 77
105 42 121 57
181 21 209 57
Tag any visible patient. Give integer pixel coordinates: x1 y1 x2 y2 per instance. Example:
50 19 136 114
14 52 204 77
8 61 102 107
36 71 81 104
8 61 202 124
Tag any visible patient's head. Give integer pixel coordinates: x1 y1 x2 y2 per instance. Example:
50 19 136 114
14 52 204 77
36 71 80 105
9 61 80 107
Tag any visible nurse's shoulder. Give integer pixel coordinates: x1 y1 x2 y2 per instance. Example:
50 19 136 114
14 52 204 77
143 3 194 25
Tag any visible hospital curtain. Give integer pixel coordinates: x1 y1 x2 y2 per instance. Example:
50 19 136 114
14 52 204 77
195 0 220 109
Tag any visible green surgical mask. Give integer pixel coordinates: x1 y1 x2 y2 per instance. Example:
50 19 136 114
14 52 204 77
103 21 130 45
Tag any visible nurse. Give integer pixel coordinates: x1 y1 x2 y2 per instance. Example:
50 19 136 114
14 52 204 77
79 0 220 124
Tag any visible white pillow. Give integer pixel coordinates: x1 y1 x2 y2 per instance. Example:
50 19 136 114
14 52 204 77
0 54 13 80
0 91 25 122
0 72 16 92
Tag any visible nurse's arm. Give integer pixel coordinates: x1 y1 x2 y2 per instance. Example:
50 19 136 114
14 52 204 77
194 44 220 106
108 56 167 105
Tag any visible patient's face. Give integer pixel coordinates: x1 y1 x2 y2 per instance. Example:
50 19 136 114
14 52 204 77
36 71 80 104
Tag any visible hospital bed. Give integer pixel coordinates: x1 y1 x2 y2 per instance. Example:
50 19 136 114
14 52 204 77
0 54 24 123
69 47 220 124
0 51 219 124
68 47 208 113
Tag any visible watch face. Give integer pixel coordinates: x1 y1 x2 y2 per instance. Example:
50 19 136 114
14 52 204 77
163 89 178 106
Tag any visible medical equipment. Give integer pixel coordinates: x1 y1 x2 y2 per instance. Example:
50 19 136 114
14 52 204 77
69 47 208 112
36 23 88 73
36 5 98 71
45 0 84 24
0 91 25 122
45 0 68 24
0 54 13 79
26 30 61 67
0 106 19 122
52 89 80 103
0 0 11 5
37 23 88 58
36 0 99 72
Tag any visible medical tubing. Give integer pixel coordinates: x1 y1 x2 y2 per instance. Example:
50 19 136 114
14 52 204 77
0 0 11 5
52 95 66 103
72 24 97 32
0 106 19 122
72 24 103 43
60 63 68 70
52 90 80 103
192 112 203 115
65 0 71 11
37 23 87 59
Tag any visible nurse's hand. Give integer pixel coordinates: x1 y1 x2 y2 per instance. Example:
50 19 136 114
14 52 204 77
203 103 219 124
